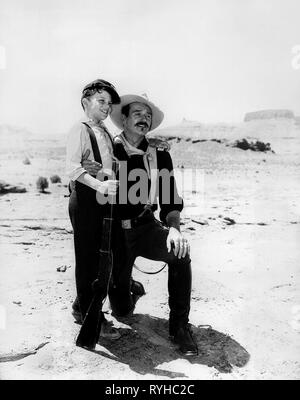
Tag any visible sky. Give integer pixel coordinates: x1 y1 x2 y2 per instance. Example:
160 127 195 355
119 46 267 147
0 0 299 135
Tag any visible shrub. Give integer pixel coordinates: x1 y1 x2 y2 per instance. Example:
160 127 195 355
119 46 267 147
23 157 31 165
50 174 61 184
234 139 250 150
36 176 49 193
233 139 273 152
254 141 271 152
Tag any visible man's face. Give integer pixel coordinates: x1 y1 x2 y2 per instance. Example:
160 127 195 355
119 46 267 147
84 90 112 121
122 102 152 137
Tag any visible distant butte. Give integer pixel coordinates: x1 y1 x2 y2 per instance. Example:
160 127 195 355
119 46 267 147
244 109 295 122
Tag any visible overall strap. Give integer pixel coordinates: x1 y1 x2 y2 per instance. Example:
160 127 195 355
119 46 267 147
100 123 115 149
81 122 102 164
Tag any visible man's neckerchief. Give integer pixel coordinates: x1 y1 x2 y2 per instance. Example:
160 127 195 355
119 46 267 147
116 132 153 179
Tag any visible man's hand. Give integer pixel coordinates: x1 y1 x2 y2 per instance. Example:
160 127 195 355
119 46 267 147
166 227 190 259
148 137 171 151
97 179 119 195
81 149 103 176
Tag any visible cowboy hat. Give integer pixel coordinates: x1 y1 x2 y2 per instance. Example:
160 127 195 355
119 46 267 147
110 94 164 131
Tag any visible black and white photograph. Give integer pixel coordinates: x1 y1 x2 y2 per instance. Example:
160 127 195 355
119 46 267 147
0 0 299 381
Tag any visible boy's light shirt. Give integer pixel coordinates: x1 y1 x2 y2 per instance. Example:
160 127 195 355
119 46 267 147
66 118 114 187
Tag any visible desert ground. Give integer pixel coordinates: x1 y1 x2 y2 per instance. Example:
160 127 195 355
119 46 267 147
0 117 299 380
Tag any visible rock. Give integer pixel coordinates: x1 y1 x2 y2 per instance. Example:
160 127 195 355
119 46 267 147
210 139 223 143
24 225 43 231
223 217 236 225
166 136 177 140
57 265 67 272
191 219 208 225
192 139 206 144
0 180 27 194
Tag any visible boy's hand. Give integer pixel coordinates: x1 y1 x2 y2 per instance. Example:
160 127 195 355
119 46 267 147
148 137 171 151
97 180 119 195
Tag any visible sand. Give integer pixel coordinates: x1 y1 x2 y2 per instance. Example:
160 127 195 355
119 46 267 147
0 121 299 380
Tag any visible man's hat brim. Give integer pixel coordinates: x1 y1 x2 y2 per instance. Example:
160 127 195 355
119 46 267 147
110 95 164 131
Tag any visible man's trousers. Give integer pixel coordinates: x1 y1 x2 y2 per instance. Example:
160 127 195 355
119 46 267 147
109 218 192 334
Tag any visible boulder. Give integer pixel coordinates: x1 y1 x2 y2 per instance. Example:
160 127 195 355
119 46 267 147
0 180 27 194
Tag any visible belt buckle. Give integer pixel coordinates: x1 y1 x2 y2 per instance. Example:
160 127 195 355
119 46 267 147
122 219 132 229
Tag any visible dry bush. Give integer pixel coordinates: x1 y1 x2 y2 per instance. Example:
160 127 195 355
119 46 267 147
233 139 273 152
50 174 61 184
36 176 49 193
23 157 31 165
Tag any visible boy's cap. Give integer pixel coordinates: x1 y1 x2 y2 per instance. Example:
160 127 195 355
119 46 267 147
81 79 120 104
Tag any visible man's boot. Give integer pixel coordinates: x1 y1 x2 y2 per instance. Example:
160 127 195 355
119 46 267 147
168 259 198 356
71 297 82 324
109 279 146 318
130 278 146 308
170 324 198 356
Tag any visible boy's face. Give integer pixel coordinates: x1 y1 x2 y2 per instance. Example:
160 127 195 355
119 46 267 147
84 90 112 121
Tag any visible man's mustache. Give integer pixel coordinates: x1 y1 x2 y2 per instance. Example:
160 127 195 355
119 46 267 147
135 121 149 128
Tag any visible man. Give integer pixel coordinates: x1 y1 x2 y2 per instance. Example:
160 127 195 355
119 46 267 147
109 95 198 356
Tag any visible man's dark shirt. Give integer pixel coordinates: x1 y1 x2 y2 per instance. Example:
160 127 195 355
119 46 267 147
114 137 183 223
